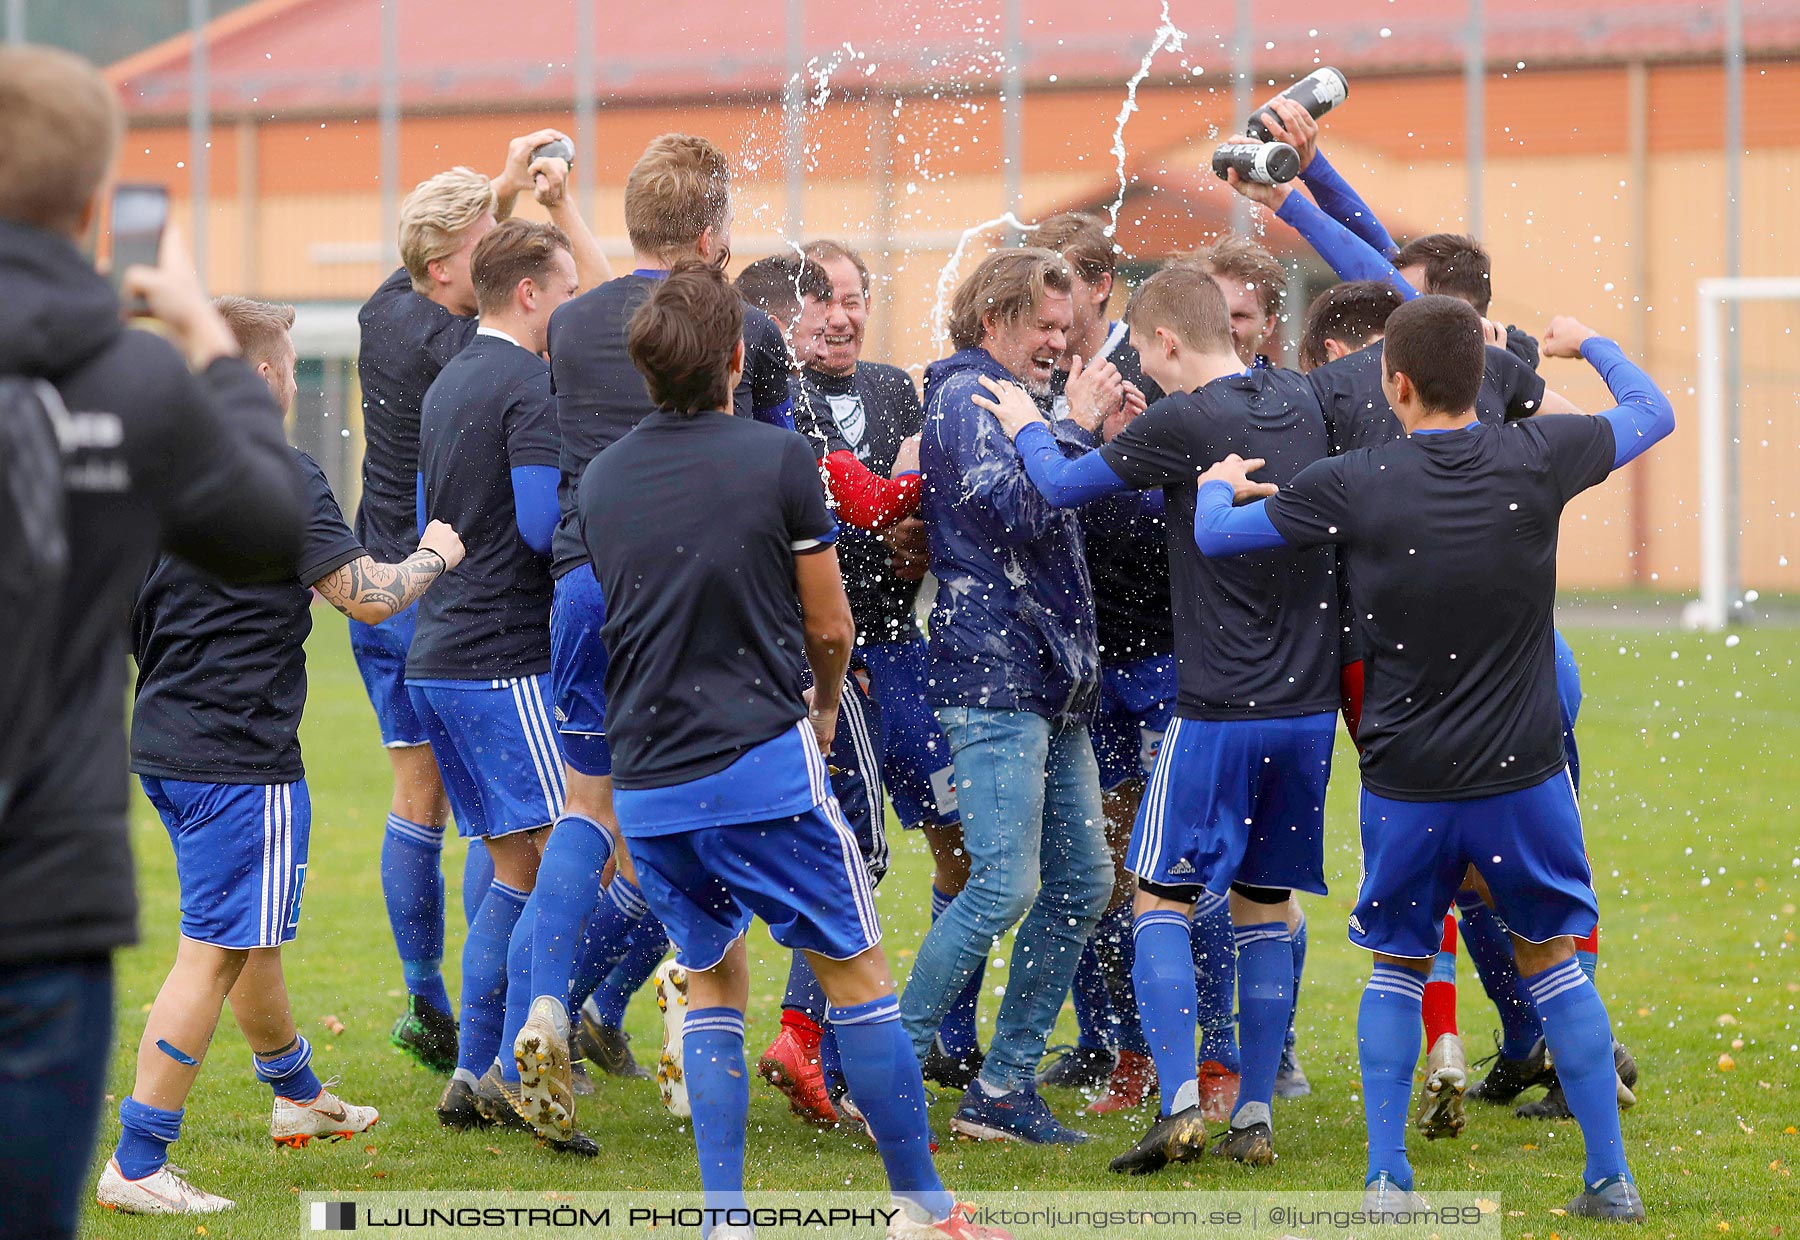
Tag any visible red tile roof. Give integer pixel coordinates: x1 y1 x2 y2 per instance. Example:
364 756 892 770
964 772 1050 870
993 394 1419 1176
111 0 1800 120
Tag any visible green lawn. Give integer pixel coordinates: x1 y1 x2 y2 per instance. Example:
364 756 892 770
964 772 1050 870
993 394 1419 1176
85 622 1800 1238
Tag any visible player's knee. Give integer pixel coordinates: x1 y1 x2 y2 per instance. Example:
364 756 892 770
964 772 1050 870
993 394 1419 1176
1510 932 1575 977
957 874 1034 935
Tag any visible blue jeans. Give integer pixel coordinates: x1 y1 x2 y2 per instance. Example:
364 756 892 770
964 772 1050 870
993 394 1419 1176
900 707 1110 1090
0 958 114 1240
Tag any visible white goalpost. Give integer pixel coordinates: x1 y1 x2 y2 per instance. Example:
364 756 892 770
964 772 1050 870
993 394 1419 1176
1685 276 1800 632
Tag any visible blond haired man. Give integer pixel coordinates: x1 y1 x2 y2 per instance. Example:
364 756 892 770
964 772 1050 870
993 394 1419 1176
355 132 609 1075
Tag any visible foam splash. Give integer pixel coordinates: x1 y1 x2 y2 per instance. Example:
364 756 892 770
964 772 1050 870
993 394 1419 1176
1106 0 1188 239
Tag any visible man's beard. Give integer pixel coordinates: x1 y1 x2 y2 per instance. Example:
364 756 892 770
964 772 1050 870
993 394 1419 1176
1019 372 1053 399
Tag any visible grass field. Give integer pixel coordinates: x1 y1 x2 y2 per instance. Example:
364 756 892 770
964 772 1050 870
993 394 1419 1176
85 621 1800 1238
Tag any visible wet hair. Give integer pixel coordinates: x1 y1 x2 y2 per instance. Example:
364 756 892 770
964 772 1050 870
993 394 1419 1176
947 248 1073 352
1298 280 1404 372
735 254 833 323
1393 233 1492 315
1194 233 1286 317
1124 264 1233 354
1033 211 1115 285
801 238 870 296
1381 295 1485 414
628 258 745 415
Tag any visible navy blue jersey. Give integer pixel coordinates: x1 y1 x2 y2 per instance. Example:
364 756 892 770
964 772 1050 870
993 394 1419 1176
796 362 923 646
355 268 478 561
1099 368 1338 720
408 333 561 679
1309 340 1546 456
131 449 363 782
1266 415 1616 800
578 411 837 789
547 272 796 577
1046 327 1172 661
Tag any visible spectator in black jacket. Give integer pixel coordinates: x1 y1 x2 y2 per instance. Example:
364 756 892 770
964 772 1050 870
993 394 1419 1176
0 44 304 1240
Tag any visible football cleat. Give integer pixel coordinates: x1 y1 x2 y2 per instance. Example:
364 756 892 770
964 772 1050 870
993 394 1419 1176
1415 1032 1468 1140
1035 1043 1114 1093
1468 1035 1551 1104
1087 1047 1156 1115
570 1059 594 1097
653 960 691 1118
96 1159 234 1215
514 995 576 1141
271 1079 379 1147
1567 1173 1647 1223
1272 1044 1312 1098
390 994 458 1074
436 1075 490 1130
1107 1103 1209 1176
1209 1118 1274 1166
576 1006 651 1080
1197 1059 1240 1124
887 1201 1015 1239
758 1025 838 1127
922 1036 987 1092
1362 1172 1430 1217
950 1084 1089 1144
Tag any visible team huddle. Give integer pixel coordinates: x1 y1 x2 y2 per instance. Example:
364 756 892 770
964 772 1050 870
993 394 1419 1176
102 96 1672 1234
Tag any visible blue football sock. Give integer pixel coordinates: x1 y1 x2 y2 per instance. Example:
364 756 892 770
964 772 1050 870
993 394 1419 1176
830 995 954 1222
526 816 625 1028
1191 893 1240 1072
1526 959 1632 1187
456 880 528 1078
253 1034 321 1103
462 840 494 926
1232 921 1293 1123
381 814 449 1014
1457 890 1541 1058
1286 911 1308 1053
1576 947 1599 985
1359 963 1425 1190
819 1020 844 1095
784 952 828 1024
683 1007 750 1220
564 874 649 1024
591 915 669 1027
497 890 539 1083
114 1098 183 1181
931 887 983 1058
1091 903 1150 1056
1131 909 1199 1117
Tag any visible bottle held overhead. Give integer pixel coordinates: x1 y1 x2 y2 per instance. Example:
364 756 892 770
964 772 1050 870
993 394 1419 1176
1245 67 1350 141
1212 141 1302 186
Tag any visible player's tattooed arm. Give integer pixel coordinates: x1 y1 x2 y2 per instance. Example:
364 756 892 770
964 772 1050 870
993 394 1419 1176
314 520 466 624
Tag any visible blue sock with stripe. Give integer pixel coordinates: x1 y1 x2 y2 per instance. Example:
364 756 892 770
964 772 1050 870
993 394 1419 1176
253 1034 321 1103
931 887 984 1059
1191 894 1240 1072
1359 963 1426 1190
564 874 649 1029
590 916 670 1027
1285 912 1308 1054
114 1098 183 1180
1131 909 1199 1117
524 816 621 1024
498 891 541 1084
819 1020 844 1094
830 995 954 1222
1232 921 1292 1126
456 880 528 1078
380 813 449 1015
683 1007 750 1220
1525 959 1632 1187
1456 889 1541 1058
462 840 493 926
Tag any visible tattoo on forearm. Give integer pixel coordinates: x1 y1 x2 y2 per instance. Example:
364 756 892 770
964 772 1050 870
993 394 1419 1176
316 550 447 621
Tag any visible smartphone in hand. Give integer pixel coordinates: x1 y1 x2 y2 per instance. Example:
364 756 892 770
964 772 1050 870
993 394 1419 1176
108 183 168 317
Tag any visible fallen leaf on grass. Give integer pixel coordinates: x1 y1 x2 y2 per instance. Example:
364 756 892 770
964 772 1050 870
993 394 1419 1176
321 1014 346 1036
1474 1198 1499 1213
1732 1037 1746 1050
1719 1053 1737 1070
1719 1013 1740 1026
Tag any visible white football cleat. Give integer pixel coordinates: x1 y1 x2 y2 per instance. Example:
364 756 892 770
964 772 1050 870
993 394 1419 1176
653 959 691 1119
271 1078 380 1146
1415 1031 1468 1140
96 1159 235 1215
514 994 576 1141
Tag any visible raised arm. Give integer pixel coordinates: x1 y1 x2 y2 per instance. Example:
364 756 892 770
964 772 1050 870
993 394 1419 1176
1257 97 1400 258
530 154 612 290
1541 318 1675 467
315 521 464 625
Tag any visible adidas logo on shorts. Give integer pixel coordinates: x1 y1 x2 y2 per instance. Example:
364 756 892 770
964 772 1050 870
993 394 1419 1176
1167 859 1195 876
1348 914 1364 934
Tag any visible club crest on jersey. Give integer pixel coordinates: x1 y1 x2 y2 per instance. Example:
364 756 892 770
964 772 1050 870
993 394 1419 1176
827 393 867 452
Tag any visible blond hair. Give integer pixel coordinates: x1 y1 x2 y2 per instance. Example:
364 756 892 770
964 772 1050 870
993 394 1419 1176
947 248 1073 352
398 167 496 294
624 134 731 261
1033 212 1114 285
0 45 122 236
1193 234 1287 318
1124 265 1232 354
213 295 296 369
